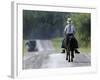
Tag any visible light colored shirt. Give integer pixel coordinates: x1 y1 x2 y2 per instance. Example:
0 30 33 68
64 24 76 35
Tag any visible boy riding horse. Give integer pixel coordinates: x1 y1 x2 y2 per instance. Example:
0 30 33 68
61 17 80 54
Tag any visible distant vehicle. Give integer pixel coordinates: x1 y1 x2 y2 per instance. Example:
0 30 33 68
25 40 38 52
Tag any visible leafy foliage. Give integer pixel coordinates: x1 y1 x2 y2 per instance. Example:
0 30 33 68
71 13 91 47
23 10 69 39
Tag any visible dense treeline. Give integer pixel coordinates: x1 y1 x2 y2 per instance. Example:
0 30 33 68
23 10 69 39
71 13 91 47
23 10 91 47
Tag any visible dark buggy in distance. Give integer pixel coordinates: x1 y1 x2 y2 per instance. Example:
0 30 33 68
25 40 38 52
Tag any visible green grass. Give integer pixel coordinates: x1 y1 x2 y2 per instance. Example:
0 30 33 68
23 40 28 56
80 47 91 54
52 37 63 53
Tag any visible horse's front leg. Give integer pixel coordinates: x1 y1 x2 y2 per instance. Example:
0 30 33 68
66 51 69 60
71 50 74 62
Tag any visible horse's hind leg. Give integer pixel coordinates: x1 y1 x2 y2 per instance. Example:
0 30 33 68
71 50 74 62
66 51 68 60
68 52 70 62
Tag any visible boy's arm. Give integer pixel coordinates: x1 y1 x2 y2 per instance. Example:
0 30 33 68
73 25 76 35
63 26 67 38
64 25 68 34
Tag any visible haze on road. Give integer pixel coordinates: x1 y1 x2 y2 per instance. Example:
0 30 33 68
23 40 91 69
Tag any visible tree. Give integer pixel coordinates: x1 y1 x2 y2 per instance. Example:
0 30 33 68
23 10 70 39
71 13 91 47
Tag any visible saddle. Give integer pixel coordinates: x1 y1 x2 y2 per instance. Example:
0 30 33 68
64 34 75 50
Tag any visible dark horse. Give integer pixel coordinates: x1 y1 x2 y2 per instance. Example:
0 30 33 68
65 34 75 62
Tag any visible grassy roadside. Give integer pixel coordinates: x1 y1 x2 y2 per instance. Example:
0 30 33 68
23 40 28 56
52 37 63 53
79 47 91 54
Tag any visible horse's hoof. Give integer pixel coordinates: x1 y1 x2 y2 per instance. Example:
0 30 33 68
71 59 73 62
68 60 70 62
66 58 68 60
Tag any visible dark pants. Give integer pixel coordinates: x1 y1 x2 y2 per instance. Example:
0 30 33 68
61 34 78 49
